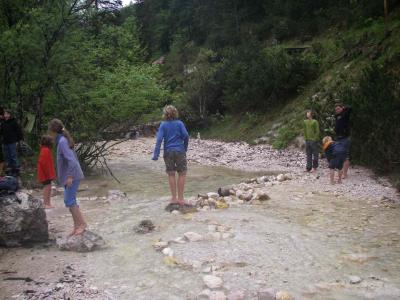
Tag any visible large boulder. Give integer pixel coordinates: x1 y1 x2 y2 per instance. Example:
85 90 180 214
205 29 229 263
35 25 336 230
0 191 48 247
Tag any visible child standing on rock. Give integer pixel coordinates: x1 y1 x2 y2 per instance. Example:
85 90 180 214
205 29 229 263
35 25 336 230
37 135 56 209
152 105 190 207
322 136 348 184
303 110 320 173
48 119 87 236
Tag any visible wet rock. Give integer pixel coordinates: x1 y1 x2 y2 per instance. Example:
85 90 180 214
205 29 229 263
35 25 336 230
184 232 203 242
254 191 271 201
134 220 155 234
165 203 181 212
107 190 127 201
0 191 48 247
162 247 174 257
227 289 245 300
276 290 294 300
218 186 232 197
349 275 362 284
203 275 223 289
257 288 276 300
56 230 105 252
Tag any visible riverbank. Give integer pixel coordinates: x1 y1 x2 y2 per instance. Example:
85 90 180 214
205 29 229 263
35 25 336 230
0 137 399 300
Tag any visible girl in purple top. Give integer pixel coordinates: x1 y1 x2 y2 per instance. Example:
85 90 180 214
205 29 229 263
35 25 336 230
48 119 87 236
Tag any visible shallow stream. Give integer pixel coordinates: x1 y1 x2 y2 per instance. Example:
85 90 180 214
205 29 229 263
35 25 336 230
2 156 400 300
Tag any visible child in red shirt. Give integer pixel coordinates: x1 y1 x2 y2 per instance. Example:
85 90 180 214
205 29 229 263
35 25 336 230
37 135 56 209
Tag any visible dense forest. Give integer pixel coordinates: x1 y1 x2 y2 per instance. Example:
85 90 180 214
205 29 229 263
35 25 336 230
1 0 399 176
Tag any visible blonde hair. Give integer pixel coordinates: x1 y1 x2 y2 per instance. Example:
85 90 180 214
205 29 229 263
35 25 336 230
48 119 75 149
322 136 333 145
163 105 179 121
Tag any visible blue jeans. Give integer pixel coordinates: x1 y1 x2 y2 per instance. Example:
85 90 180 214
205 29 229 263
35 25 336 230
64 180 80 208
3 143 19 169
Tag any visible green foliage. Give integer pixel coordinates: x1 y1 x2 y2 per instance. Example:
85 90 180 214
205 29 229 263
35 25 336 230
272 124 300 149
0 1 169 142
340 63 400 172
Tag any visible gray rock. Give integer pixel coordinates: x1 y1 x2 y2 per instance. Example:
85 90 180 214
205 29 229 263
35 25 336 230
57 230 105 252
0 191 48 247
134 220 155 234
218 186 233 197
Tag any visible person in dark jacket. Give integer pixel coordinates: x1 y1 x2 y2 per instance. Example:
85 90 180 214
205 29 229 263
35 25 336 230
322 136 348 185
334 103 352 179
1 109 23 176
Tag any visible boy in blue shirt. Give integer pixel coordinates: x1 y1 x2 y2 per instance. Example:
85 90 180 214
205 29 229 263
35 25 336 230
152 105 189 206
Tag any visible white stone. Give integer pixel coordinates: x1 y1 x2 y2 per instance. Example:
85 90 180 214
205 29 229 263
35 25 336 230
203 275 223 289
162 247 174 257
207 192 219 199
184 232 203 242
171 210 180 215
349 275 362 284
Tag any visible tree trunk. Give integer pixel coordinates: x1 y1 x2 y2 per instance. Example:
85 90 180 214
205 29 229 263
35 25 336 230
384 0 389 21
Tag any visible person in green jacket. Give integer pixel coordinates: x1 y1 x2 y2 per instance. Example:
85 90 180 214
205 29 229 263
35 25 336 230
303 110 320 172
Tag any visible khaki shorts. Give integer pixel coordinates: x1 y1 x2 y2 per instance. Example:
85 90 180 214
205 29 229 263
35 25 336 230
163 151 187 174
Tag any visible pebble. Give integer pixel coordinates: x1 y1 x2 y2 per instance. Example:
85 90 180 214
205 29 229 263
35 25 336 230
162 247 174 257
203 275 223 289
349 275 362 284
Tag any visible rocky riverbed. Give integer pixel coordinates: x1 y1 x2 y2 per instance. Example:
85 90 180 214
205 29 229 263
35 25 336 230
0 137 399 300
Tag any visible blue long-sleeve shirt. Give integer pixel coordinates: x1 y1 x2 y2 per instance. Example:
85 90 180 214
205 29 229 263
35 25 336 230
152 120 189 160
56 134 84 186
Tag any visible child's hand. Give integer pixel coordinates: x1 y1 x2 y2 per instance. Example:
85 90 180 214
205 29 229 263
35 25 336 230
66 176 73 187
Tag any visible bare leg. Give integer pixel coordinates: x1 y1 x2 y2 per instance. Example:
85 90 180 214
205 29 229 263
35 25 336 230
177 172 186 203
338 170 343 184
70 205 87 235
167 173 178 203
342 159 350 179
69 207 79 236
43 185 53 209
330 169 335 185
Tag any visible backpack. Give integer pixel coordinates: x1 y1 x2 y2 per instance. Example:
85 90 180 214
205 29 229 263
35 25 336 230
0 176 18 192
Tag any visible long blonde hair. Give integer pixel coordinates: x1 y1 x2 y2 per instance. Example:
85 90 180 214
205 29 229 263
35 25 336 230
48 119 75 148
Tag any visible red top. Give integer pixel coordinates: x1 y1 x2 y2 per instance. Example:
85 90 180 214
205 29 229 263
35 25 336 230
37 146 56 183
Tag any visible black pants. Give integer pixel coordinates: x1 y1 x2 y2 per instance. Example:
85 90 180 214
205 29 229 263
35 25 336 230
306 141 319 171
